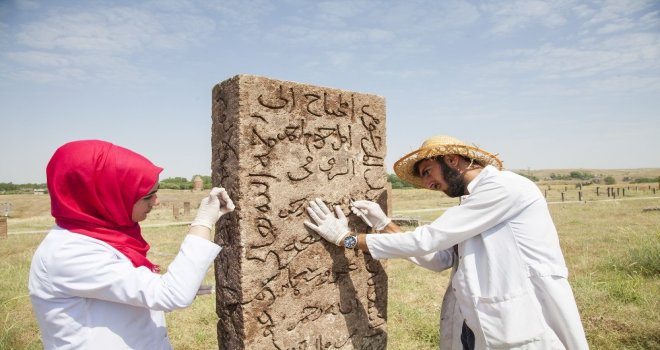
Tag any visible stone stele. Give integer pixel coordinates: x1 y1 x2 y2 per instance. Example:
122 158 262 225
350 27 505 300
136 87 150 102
212 75 389 349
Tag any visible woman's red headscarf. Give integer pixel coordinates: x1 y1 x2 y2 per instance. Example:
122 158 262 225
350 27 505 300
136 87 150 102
47 140 163 272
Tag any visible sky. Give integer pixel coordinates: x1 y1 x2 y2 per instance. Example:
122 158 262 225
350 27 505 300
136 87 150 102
1 0 659 184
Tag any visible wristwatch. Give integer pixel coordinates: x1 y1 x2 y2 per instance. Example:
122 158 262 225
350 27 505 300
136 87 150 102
343 235 358 249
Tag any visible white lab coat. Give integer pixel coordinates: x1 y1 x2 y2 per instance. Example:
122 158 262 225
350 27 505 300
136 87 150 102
368 166 589 349
407 248 462 350
28 226 221 350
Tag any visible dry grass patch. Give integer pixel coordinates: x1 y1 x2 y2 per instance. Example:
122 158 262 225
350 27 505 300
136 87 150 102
552 199 660 349
0 234 45 350
0 188 658 349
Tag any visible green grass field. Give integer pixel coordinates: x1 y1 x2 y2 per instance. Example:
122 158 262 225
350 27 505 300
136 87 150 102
1 187 658 349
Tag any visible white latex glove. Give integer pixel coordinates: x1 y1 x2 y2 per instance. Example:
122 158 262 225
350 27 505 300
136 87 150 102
191 187 235 229
350 200 391 231
304 198 350 246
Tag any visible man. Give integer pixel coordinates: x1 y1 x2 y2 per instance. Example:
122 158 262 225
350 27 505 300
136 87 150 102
305 135 589 350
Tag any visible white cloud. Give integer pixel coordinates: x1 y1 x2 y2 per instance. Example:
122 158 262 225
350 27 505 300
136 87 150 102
638 10 660 28
470 0 660 97
5 50 72 68
480 0 572 36
326 51 354 67
596 20 637 34
8 67 87 83
572 4 597 18
479 0 657 38
5 4 214 83
582 0 658 31
315 0 371 26
16 7 213 53
15 0 41 11
258 0 479 60
372 68 439 80
3 50 156 83
201 0 275 26
472 28 660 97
583 74 660 94
0 21 9 47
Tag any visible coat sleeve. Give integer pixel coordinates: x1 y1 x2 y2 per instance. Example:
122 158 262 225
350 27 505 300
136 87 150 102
46 234 221 312
367 178 522 260
404 247 455 272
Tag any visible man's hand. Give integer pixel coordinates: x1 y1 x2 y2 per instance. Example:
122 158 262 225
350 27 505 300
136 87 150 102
350 200 391 231
304 198 350 246
191 187 235 230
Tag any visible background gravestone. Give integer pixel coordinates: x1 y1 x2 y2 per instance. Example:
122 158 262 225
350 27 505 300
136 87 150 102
212 75 388 349
0 217 6 239
193 175 204 191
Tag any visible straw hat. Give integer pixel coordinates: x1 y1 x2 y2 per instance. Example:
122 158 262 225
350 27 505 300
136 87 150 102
393 135 503 188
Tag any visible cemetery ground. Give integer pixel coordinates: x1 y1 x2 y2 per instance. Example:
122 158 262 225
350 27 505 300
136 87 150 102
1 181 659 349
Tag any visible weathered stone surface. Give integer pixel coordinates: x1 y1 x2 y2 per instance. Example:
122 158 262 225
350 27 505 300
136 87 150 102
212 75 388 349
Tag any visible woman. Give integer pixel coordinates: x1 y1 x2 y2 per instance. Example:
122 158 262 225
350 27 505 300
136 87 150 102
29 140 234 349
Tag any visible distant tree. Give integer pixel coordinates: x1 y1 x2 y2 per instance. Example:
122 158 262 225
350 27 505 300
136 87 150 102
0 182 18 192
550 173 571 180
387 174 414 189
201 175 212 189
631 176 660 184
0 182 47 193
549 171 594 181
159 177 193 190
517 173 539 182
604 176 616 185
569 171 595 180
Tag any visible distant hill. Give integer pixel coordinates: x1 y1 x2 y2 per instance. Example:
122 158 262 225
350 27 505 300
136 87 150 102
510 168 660 184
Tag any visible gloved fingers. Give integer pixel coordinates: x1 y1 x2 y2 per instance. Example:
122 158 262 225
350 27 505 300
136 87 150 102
208 187 223 197
351 200 373 209
218 190 235 212
303 220 320 233
314 198 332 216
306 206 323 224
334 205 346 221
351 208 373 227
350 205 368 216
308 200 327 220
199 190 218 208
206 188 222 206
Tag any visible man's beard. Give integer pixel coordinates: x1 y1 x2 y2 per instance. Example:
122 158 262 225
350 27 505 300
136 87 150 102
438 159 466 198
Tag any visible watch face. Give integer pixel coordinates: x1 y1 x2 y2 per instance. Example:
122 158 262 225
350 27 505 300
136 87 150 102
343 235 357 249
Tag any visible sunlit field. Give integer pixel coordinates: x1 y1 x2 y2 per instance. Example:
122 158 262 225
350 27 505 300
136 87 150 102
1 182 659 349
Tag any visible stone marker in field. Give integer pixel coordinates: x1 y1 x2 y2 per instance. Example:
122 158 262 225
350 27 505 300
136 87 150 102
212 75 388 349
0 217 6 239
193 175 204 191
